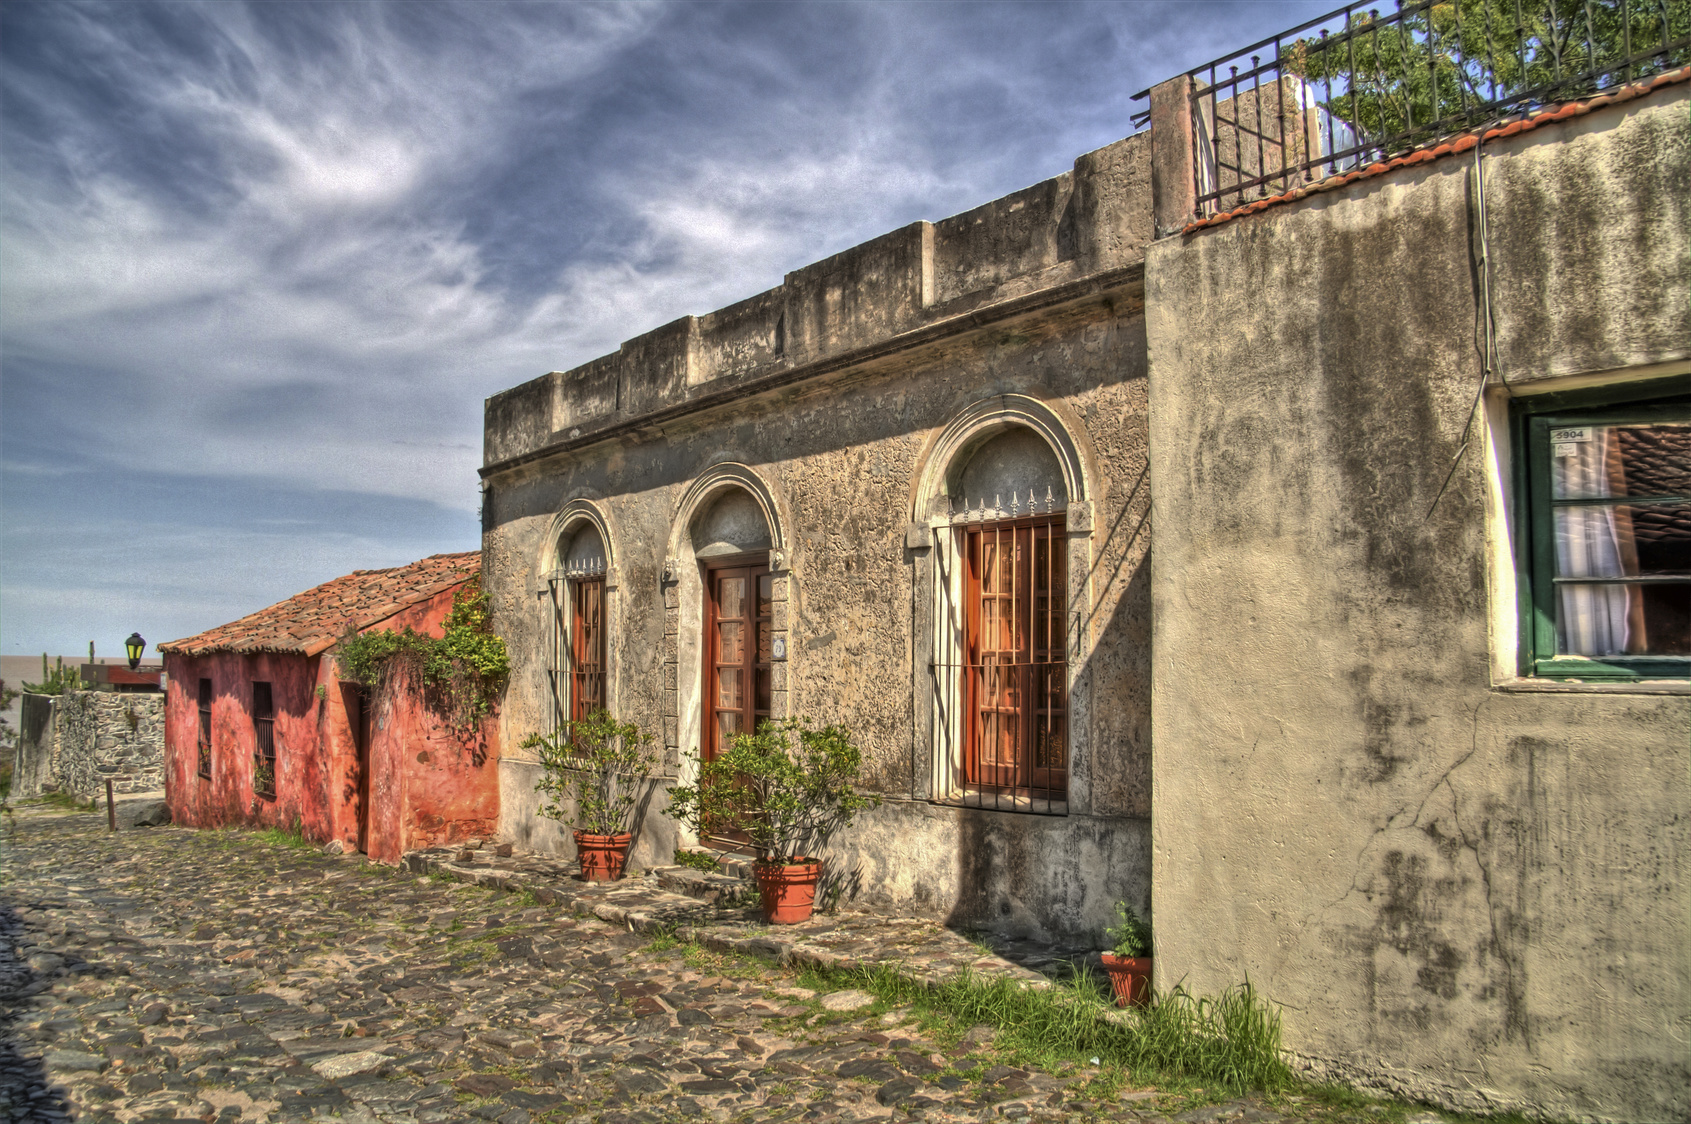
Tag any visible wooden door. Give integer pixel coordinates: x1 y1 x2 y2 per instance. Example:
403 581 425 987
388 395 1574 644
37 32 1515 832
346 688 372 854
704 558 773 760
962 520 1067 798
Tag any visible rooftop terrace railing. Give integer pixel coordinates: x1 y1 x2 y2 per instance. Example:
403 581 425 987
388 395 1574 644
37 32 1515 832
1133 0 1691 217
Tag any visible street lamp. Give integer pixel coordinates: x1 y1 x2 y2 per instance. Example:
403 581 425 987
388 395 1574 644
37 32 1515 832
125 632 146 671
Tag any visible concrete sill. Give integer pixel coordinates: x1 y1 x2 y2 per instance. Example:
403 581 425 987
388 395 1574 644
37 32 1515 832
1492 677 1689 695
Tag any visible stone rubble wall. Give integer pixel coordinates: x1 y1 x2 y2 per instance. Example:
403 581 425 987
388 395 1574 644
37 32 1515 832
10 691 165 801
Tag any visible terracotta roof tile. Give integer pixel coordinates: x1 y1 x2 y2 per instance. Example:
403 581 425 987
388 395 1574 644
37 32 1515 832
159 552 480 658
1183 66 1691 235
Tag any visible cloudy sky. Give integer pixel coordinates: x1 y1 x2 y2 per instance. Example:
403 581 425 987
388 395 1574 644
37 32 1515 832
1 0 1327 658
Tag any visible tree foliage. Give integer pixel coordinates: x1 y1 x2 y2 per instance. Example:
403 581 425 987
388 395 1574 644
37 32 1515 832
1284 0 1690 149
667 719 880 865
526 710 657 837
335 576 508 732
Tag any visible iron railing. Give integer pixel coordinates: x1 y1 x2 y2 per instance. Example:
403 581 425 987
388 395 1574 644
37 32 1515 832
1133 0 1691 216
931 660 1070 815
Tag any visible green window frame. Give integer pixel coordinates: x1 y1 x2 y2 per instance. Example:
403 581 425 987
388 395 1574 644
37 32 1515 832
1513 377 1691 681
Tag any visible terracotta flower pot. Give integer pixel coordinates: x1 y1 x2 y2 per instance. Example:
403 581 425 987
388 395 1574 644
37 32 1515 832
573 830 633 882
1100 953 1153 1008
754 858 823 924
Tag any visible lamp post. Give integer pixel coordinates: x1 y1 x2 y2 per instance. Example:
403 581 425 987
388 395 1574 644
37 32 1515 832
125 632 146 671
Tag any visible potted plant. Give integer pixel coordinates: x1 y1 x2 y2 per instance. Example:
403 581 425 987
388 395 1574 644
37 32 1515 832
667 719 879 925
1100 901 1153 1008
526 710 656 882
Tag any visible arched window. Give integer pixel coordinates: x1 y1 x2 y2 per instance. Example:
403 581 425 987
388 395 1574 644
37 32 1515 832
661 462 791 785
943 429 1070 808
692 489 774 760
540 502 617 735
558 523 607 726
912 395 1092 815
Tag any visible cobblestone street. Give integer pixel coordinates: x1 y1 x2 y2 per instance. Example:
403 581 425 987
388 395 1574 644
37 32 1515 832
2 806 1450 1124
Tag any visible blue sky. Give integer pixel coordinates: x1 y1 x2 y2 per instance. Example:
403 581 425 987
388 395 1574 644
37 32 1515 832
1 0 1328 657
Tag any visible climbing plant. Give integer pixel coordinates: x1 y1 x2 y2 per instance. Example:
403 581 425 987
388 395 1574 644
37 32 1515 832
335 576 508 732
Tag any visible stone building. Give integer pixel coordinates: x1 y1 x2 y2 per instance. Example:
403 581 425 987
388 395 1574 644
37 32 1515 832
159 553 499 863
485 133 1157 940
482 21 1688 1119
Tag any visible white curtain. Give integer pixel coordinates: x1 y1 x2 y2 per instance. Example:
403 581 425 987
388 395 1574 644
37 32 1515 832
1552 429 1634 656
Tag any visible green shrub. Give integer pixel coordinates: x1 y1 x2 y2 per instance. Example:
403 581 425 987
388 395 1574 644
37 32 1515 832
22 655 87 695
673 848 721 872
1106 901 1152 957
667 719 879 864
335 576 507 732
526 710 656 836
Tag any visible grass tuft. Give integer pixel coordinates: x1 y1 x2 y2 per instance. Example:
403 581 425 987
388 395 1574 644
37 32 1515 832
807 962 1292 1095
253 818 316 850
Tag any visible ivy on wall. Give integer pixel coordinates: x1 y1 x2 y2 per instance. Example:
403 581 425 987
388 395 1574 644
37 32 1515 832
335 576 509 732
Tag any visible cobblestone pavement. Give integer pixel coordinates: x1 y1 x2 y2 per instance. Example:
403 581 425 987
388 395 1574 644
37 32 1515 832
2 805 1452 1124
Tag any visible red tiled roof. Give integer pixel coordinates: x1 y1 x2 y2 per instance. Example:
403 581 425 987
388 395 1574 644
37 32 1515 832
1184 66 1691 234
159 552 480 658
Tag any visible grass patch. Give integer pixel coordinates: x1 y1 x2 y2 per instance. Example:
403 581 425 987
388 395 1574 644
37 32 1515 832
673 939 764 979
804 962 1292 1096
253 818 316 851
644 925 681 953
35 790 98 812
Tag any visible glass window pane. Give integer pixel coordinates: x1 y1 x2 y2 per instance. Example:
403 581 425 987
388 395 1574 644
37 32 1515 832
718 576 744 620
755 668 771 711
1557 582 1691 657
716 711 742 754
716 667 742 709
717 621 742 663
1555 503 1691 577
757 622 772 662
1552 422 1691 500
757 574 773 617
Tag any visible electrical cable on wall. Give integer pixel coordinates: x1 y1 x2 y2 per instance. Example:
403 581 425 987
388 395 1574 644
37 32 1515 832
1425 134 1513 522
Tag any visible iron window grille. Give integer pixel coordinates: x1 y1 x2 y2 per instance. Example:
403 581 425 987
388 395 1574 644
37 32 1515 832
932 495 1070 814
196 678 212 780
546 558 608 742
1132 0 1691 217
1515 381 1691 679
252 681 276 798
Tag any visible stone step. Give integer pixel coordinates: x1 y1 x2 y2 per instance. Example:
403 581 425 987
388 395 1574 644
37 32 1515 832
652 858 757 906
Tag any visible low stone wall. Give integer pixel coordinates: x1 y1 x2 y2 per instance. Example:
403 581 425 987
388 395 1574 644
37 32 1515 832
10 692 165 801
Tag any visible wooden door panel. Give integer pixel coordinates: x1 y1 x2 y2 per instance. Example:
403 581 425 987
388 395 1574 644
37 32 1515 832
705 560 771 762
962 520 1067 799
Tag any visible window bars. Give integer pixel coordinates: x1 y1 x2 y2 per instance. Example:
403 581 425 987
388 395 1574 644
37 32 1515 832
546 558 607 737
196 678 212 780
252 681 276 798
932 509 1070 815
1133 0 1691 216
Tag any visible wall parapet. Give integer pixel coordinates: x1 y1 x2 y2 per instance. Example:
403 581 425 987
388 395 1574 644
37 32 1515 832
483 133 1152 473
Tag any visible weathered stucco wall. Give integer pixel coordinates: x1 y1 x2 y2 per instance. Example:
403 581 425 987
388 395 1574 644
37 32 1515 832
485 136 1158 941
11 693 59 799
487 298 1154 940
1144 87 1689 1122
162 583 498 862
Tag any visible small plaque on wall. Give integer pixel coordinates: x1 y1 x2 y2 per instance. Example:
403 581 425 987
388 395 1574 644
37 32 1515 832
772 636 787 661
